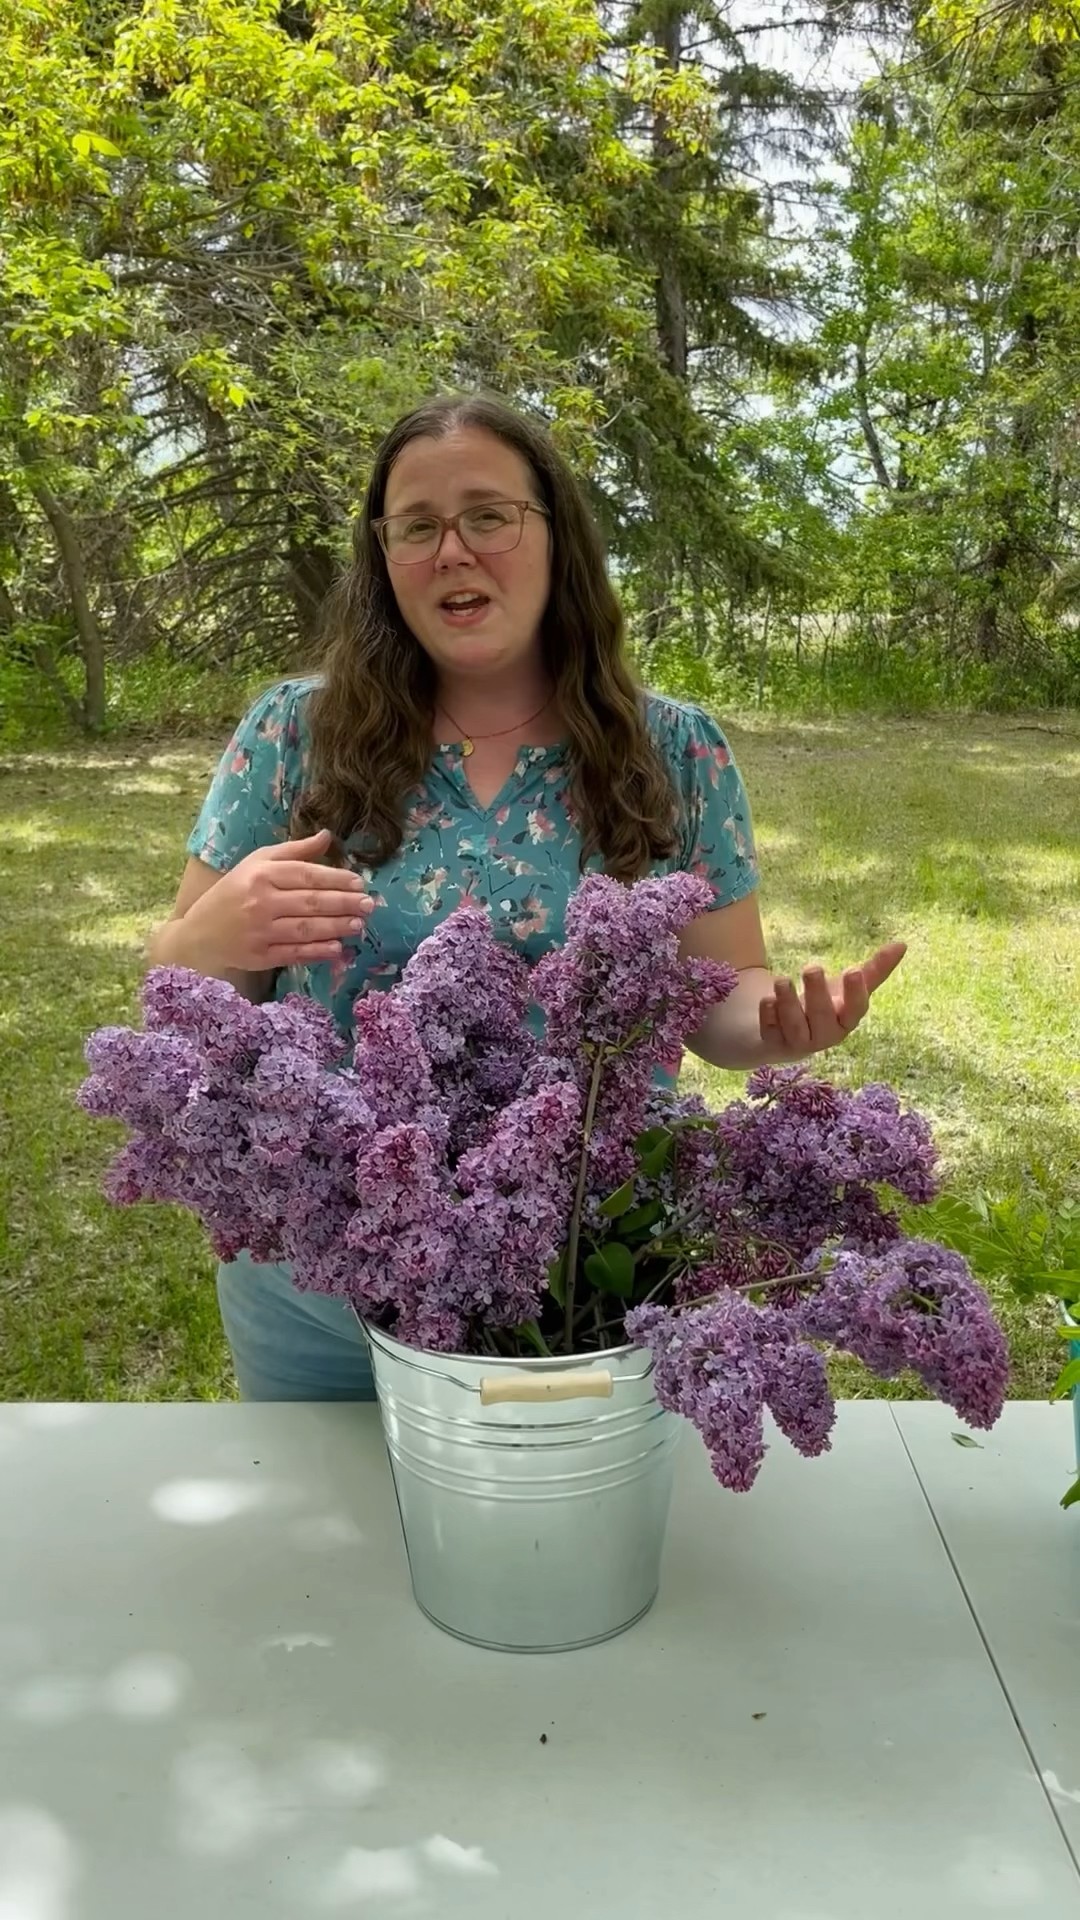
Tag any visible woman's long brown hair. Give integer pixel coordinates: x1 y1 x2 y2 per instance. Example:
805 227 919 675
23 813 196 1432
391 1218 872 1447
290 392 680 881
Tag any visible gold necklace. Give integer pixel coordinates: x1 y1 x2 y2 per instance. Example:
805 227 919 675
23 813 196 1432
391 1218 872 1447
436 693 555 758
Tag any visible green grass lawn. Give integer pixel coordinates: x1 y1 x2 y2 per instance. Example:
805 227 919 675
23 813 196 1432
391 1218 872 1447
2 707 1077 1401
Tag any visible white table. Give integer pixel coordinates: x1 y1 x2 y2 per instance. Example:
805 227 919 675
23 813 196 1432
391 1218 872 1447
893 1403 1080 1866
1 1401 1077 1918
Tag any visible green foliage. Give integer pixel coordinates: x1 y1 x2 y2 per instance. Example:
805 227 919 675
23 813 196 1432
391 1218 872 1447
3 0 1080 732
584 1243 637 1296
898 1165 1080 1311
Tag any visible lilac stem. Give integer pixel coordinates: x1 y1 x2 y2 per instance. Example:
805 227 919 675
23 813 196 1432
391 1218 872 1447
563 1046 607 1351
677 1266 824 1314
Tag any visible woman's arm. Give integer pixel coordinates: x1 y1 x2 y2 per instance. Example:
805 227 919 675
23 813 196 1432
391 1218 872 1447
678 891 905 1066
677 891 789 1070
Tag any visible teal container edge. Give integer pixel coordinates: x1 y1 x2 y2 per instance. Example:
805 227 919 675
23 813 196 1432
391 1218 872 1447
1071 1321 1080 1475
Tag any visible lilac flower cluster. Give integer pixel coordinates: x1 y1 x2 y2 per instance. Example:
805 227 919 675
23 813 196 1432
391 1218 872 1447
627 1296 835 1490
626 1229 1010 1493
393 902 536 1154
78 871 1009 1491
797 1238 1010 1429
79 975 350 1263
701 1065 939 1265
529 872 737 1192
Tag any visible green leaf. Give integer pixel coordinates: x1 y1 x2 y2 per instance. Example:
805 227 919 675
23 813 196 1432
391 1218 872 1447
620 1199 665 1237
545 1254 566 1309
1061 1476 1080 1512
641 1144 672 1177
1049 1357 1080 1400
634 1126 668 1154
598 1179 636 1219
952 1432 982 1448
226 383 249 408
634 1126 674 1178
72 132 93 158
517 1319 552 1358
584 1242 636 1296
89 133 122 158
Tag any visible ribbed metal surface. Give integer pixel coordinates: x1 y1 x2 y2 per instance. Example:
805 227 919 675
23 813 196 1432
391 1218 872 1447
365 1326 681 1652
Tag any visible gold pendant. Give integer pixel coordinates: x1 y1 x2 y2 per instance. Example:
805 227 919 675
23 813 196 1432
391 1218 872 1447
461 738 474 756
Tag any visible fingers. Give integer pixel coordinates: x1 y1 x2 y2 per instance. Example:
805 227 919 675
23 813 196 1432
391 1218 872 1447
263 869 375 955
772 975 812 1052
263 883 374 965
837 966 870 1031
261 828 333 859
265 941 350 965
268 887 373 924
761 944 905 1056
761 968 847 1054
800 966 834 1025
268 908 371 947
263 911 372 964
270 861 369 895
863 939 907 991
249 842 374 967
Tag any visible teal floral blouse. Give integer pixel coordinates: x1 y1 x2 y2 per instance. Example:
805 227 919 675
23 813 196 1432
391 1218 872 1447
186 676 759 1042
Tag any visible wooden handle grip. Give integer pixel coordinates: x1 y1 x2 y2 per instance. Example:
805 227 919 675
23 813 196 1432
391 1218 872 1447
478 1370 615 1407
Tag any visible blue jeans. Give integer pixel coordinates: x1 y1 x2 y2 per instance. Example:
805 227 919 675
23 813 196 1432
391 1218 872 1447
216 1250 377 1401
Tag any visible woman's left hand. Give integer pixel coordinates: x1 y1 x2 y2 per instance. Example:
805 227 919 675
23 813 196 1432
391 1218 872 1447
759 940 907 1060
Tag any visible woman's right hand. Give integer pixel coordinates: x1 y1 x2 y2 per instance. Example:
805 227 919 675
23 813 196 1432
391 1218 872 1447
177 829 374 973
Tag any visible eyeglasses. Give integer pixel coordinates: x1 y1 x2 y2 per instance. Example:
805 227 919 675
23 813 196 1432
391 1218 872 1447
371 498 549 565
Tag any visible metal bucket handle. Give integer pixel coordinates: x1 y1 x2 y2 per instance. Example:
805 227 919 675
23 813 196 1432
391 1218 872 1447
472 1362 654 1406
361 1324 656 1405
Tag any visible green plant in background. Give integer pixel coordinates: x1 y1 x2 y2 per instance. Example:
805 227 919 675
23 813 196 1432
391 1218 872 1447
904 1164 1080 1508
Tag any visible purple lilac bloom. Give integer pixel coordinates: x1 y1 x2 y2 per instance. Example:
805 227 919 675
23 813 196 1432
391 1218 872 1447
80 1028 205 1126
627 1294 837 1491
349 993 447 1149
530 873 736 1193
397 903 532 1062
307 1071 378 1158
343 1124 458 1305
142 966 343 1071
798 1239 1009 1427
753 1306 836 1456
695 1068 939 1266
396 905 536 1155
77 878 1007 1484
436 1080 584 1337
627 1297 770 1492
531 872 735 1065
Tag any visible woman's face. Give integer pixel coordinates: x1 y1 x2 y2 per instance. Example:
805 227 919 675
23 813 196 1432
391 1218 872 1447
379 427 552 687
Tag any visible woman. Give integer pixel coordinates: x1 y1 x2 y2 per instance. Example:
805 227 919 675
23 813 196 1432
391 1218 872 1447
147 392 905 1400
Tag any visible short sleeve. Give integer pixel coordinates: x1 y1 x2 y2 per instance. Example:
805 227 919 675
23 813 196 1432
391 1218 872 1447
654 698 760 909
185 679 309 872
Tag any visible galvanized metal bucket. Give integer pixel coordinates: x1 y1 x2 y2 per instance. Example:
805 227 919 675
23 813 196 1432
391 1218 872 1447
362 1323 681 1652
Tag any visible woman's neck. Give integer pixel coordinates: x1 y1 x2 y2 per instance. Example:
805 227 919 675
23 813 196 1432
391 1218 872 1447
433 670 557 737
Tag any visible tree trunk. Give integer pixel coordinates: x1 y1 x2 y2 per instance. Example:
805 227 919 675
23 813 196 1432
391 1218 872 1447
973 308 1039 662
17 437 106 732
284 499 340 651
642 2 688 657
971 42 1065 662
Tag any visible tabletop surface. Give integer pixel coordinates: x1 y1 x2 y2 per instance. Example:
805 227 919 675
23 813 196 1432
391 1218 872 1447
1 1399 1078 1919
893 1402 1080 1862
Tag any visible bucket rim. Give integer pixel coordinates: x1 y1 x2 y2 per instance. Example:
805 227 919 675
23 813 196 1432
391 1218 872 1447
357 1313 645 1373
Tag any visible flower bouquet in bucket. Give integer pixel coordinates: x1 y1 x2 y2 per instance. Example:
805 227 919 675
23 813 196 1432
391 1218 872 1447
78 873 1008 1650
